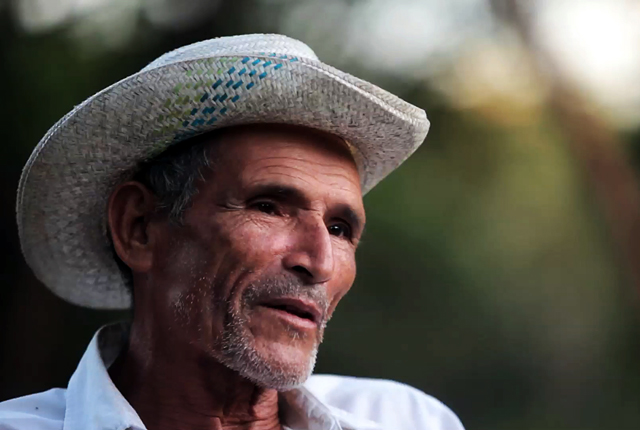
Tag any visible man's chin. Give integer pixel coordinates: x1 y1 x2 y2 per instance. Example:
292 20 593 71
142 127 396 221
247 359 315 391
217 337 318 391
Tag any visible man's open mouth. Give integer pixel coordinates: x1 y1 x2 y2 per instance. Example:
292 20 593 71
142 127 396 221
259 297 322 325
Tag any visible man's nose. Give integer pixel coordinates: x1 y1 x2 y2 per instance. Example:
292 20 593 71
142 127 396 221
282 215 334 284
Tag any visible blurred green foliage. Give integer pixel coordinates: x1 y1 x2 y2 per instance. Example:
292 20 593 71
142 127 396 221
1 2 640 430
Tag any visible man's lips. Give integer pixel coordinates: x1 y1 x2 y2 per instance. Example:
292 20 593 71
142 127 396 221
258 297 323 326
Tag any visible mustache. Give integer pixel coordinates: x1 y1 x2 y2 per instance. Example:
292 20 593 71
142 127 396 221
241 274 330 323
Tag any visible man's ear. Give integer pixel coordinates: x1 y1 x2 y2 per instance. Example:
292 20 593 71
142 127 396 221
108 181 157 274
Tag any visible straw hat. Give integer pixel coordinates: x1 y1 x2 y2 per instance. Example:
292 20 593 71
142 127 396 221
16 34 430 309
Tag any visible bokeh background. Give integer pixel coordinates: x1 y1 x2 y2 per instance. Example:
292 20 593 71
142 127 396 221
2 0 640 429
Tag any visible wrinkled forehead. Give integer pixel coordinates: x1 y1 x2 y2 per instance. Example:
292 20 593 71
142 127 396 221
211 125 362 192
174 124 366 229
215 124 357 165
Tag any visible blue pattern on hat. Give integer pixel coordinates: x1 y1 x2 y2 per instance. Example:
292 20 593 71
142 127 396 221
165 54 300 143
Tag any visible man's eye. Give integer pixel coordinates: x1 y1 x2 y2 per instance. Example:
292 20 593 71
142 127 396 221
252 201 278 215
328 222 352 239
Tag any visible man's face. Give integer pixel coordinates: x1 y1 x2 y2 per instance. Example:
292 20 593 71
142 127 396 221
143 125 365 389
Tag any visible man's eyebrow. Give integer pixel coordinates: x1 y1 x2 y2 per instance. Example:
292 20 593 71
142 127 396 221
247 183 307 202
247 183 365 233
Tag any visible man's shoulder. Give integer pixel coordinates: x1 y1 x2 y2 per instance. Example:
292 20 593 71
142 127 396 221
0 388 66 430
304 374 464 430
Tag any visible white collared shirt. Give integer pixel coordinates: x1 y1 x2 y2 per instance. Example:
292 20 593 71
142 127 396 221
0 324 464 430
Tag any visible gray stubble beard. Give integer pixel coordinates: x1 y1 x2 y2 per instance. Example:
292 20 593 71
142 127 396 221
213 275 329 391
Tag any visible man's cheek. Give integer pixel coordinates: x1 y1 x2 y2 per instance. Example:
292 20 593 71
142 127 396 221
230 230 292 261
328 269 356 315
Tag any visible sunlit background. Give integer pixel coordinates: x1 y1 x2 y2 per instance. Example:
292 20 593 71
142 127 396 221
2 1 640 429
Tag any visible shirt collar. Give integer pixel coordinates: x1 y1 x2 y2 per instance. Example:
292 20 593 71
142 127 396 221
64 323 146 430
63 323 358 430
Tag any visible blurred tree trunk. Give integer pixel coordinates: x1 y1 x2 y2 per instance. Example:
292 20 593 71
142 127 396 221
491 0 640 299
489 0 640 424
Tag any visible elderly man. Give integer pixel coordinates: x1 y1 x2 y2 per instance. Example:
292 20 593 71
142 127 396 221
0 34 464 430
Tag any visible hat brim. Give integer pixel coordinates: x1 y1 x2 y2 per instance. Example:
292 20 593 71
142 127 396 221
17 54 429 309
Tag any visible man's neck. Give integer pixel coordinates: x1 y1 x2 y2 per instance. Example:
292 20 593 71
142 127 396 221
108 324 282 430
